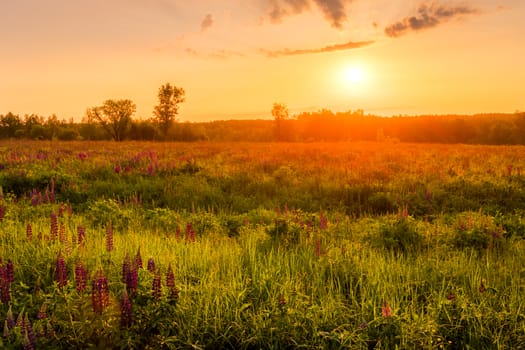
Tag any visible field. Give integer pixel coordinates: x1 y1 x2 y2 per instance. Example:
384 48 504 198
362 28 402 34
1 140 525 349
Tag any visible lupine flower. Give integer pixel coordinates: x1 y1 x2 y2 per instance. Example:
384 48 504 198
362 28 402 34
3 320 9 338
37 304 47 319
126 266 138 296
122 255 131 283
16 311 24 327
6 306 15 329
23 314 35 350
152 273 162 299
45 322 56 337
26 224 33 241
166 264 179 300
66 203 73 217
147 258 156 273
315 239 321 258
185 222 195 243
319 211 328 230
77 225 85 246
0 205 5 221
59 223 66 243
381 300 392 318
175 226 182 241
50 212 58 240
106 224 113 252
134 248 143 269
55 253 67 288
114 165 121 174
91 270 110 314
58 204 64 217
75 263 87 292
120 290 132 328
6 260 14 283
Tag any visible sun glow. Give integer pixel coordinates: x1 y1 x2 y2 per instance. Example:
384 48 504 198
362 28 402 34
345 66 364 83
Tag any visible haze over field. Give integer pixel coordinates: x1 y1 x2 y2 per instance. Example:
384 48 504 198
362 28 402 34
1 0 523 121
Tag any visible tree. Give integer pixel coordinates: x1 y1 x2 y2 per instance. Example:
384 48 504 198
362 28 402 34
272 103 292 141
87 99 136 141
153 83 185 139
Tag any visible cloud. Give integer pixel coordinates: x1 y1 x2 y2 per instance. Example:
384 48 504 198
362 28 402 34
263 39 374 57
267 0 350 28
385 2 479 37
201 13 214 31
186 47 244 59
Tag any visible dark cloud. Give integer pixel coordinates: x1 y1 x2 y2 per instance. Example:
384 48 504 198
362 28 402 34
385 3 478 37
267 0 350 28
263 39 374 57
201 13 214 31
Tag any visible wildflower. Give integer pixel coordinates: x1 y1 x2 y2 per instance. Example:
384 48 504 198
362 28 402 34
59 223 66 243
315 239 321 258
6 260 14 283
55 253 67 288
120 290 132 328
122 255 131 283
23 313 35 350
479 281 486 293
152 273 162 299
50 212 58 240
77 225 85 246
75 263 87 292
447 293 457 301
37 304 47 319
319 211 328 230
6 306 15 328
381 300 392 318
175 226 182 241
114 165 121 174
91 270 110 314
166 264 179 300
26 223 32 241
134 248 143 269
0 204 5 221
147 258 156 273
106 224 113 252
185 222 195 243
3 320 9 338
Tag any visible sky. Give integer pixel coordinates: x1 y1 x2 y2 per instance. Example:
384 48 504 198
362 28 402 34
0 0 524 121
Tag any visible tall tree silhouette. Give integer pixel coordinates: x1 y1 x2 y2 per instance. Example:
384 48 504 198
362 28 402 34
153 83 185 139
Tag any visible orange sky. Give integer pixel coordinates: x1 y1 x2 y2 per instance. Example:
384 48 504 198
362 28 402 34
0 0 523 121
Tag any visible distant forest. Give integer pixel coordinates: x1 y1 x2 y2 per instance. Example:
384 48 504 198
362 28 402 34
1 109 525 144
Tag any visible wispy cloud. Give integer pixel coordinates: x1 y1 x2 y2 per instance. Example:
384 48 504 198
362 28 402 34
267 0 351 28
201 13 214 31
262 39 374 57
186 47 244 59
385 2 479 37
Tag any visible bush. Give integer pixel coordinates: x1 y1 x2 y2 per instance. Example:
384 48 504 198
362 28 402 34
375 217 424 254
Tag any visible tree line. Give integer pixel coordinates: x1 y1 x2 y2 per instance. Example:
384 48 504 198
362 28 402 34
1 89 524 144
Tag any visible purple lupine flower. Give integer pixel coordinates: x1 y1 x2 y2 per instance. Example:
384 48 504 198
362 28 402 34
55 253 67 288
0 204 5 221
77 225 85 246
175 226 181 241
91 270 110 314
122 255 131 283
37 304 47 319
0 264 11 304
126 266 138 296
26 223 33 241
59 223 66 243
23 313 36 350
106 224 113 252
6 306 15 328
319 211 328 230
152 273 162 299
134 248 143 269
75 263 87 292
120 290 132 328
147 258 156 273
50 212 58 240
166 264 179 300
6 260 13 283
185 222 195 243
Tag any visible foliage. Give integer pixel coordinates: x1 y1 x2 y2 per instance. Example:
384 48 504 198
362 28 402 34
153 83 185 140
86 99 136 141
0 141 524 348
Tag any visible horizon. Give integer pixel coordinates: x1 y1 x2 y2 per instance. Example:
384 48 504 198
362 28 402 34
1 0 524 122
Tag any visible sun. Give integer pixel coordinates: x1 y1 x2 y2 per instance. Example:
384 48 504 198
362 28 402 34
345 67 364 83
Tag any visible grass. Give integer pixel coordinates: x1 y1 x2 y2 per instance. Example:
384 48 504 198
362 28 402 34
1 141 525 348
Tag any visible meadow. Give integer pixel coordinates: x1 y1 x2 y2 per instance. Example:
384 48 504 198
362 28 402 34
1 140 525 349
